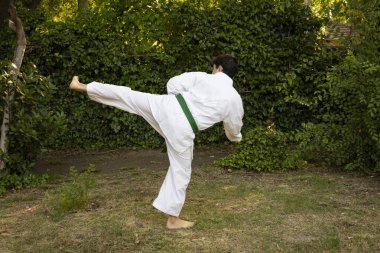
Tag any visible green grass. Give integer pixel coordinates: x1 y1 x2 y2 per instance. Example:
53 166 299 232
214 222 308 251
2 194 40 206
0 163 379 253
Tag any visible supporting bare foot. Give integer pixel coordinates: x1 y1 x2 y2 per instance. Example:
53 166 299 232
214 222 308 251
167 216 194 230
69 76 87 92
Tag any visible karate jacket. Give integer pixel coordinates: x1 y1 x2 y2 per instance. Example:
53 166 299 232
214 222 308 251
163 71 244 150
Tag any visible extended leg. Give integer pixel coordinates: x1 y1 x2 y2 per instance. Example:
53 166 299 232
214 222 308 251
69 76 164 136
153 143 194 229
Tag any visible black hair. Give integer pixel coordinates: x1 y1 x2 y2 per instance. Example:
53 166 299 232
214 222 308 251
212 55 239 78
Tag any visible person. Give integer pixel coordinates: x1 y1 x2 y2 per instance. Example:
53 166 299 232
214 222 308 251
69 55 244 229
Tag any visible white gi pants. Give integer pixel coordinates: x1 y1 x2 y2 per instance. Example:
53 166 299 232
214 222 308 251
87 82 193 217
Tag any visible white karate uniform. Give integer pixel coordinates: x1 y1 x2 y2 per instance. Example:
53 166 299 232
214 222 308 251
86 71 243 217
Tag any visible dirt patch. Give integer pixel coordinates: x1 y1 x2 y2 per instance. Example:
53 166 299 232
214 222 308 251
34 146 233 175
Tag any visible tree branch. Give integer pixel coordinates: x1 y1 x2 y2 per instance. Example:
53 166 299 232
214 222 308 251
8 19 15 31
0 2 26 170
8 3 26 73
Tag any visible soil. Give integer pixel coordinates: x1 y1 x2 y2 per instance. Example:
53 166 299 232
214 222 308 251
33 146 233 175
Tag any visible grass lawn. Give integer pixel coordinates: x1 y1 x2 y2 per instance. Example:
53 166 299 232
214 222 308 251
0 153 379 253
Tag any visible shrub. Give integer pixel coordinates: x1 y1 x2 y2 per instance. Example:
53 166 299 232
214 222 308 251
297 56 380 172
215 126 306 172
45 164 96 219
0 170 49 195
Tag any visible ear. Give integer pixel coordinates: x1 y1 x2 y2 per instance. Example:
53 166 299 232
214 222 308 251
212 64 223 74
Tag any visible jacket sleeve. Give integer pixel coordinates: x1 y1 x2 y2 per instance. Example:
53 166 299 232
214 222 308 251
223 96 244 142
166 72 203 95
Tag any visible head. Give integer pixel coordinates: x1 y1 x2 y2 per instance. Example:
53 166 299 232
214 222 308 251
212 55 239 78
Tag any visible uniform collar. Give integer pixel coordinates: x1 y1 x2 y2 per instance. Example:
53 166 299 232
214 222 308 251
215 72 233 84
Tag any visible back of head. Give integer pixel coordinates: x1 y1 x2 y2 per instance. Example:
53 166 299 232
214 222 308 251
212 55 239 78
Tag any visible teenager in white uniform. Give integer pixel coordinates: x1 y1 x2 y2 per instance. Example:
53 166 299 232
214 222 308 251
69 55 244 229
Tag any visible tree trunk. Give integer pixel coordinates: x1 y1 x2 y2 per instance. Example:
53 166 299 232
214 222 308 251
0 2 26 170
0 0 11 29
78 0 88 10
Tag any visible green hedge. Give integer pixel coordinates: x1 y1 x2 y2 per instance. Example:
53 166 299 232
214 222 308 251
296 56 380 172
2 0 379 176
2 0 343 178
3 0 325 149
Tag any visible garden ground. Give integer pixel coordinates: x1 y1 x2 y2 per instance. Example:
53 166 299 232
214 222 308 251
0 146 379 252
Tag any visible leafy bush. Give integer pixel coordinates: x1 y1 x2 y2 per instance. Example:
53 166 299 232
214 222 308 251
289 0 380 172
215 126 306 171
45 164 96 219
0 63 67 174
297 56 380 172
0 170 49 195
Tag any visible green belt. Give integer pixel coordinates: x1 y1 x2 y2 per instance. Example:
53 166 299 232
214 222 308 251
175 94 199 134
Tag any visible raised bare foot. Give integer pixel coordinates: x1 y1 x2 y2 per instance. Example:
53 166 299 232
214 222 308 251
69 76 86 92
69 76 79 89
167 216 194 230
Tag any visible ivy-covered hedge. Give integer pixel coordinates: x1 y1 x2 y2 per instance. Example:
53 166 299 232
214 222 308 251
8 0 380 176
1 0 326 150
